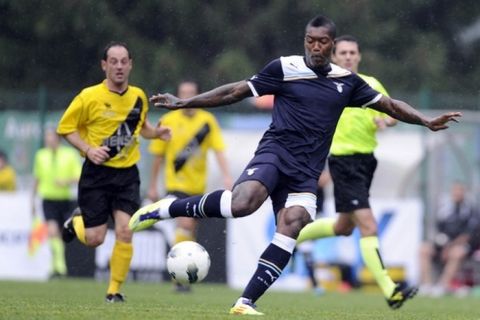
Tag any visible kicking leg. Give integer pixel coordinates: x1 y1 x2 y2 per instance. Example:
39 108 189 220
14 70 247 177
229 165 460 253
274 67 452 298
129 180 268 231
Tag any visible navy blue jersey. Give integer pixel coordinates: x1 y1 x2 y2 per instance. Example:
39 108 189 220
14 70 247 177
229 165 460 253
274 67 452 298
247 55 381 179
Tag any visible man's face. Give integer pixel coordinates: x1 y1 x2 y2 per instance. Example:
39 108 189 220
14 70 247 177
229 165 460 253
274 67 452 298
332 40 361 72
304 26 334 68
177 82 198 99
178 82 198 116
451 183 466 203
101 46 132 87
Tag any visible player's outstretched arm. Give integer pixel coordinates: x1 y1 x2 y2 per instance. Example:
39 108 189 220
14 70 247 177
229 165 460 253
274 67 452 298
150 80 252 110
371 96 461 131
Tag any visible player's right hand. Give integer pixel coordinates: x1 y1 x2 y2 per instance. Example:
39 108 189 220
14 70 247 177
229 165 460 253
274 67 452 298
87 146 111 165
149 93 183 109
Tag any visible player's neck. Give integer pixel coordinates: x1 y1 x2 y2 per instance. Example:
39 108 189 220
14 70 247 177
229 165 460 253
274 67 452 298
106 79 128 94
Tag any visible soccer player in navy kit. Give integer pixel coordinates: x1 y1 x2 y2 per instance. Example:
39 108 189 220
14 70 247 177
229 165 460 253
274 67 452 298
130 15 461 314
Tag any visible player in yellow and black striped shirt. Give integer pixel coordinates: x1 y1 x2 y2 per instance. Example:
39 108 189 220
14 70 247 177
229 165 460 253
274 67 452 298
57 42 171 303
147 80 232 292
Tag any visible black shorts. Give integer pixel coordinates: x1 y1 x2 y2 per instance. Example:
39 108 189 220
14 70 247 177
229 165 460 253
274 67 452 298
78 159 140 228
42 199 76 227
328 153 377 213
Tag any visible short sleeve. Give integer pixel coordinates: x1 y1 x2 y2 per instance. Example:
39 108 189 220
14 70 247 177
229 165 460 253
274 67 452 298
139 89 149 125
369 77 389 97
207 115 225 151
149 138 168 156
57 94 86 135
247 59 284 97
348 74 382 108
148 115 168 156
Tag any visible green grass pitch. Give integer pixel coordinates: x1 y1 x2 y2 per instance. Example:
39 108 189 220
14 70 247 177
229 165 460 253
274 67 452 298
1 279 479 319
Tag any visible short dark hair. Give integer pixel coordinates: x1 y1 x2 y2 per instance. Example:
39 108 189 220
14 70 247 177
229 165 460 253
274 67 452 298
333 35 360 54
306 15 336 39
102 41 131 61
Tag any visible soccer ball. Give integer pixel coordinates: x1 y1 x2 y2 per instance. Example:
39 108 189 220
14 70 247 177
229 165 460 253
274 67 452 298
166 241 211 285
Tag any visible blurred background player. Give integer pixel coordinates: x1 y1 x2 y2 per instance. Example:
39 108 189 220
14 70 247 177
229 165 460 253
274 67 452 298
58 42 171 302
297 35 411 309
0 150 16 191
147 80 232 292
31 128 81 278
419 181 479 296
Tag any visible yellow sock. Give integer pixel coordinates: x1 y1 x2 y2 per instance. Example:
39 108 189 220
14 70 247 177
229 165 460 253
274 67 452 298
50 237 67 275
297 217 336 244
107 241 133 294
360 236 396 298
174 227 195 244
72 215 86 245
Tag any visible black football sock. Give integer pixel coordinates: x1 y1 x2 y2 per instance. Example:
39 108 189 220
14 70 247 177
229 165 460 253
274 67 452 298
168 190 233 218
241 233 296 303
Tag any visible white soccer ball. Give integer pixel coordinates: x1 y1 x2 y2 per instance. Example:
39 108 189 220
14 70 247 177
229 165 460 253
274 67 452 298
166 241 211 285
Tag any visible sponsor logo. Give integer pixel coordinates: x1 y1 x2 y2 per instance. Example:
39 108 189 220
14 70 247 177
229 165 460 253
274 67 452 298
246 167 259 176
265 270 277 282
333 81 344 93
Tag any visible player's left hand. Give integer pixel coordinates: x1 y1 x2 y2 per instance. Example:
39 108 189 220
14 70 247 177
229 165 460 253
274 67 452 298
374 117 387 130
155 122 172 141
426 112 462 131
150 93 183 109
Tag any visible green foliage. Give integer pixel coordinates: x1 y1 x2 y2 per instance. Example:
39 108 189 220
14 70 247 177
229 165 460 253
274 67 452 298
1 0 480 96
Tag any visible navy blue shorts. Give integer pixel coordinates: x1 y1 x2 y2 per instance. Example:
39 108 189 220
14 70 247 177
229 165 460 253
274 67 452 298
235 153 318 215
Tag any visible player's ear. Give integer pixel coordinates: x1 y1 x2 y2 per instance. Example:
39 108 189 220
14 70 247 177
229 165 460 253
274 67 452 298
101 59 107 72
358 52 362 63
331 53 337 64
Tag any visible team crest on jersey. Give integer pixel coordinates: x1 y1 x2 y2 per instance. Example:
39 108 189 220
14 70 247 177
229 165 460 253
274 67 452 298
333 82 344 93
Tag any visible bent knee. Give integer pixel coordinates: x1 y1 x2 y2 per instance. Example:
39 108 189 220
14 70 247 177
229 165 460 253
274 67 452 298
231 200 261 217
84 229 107 247
231 191 264 217
277 207 312 238
85 236 104 247
334 224 355 236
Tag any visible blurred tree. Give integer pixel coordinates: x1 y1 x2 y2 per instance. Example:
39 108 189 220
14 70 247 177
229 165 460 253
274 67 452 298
1 0 480 109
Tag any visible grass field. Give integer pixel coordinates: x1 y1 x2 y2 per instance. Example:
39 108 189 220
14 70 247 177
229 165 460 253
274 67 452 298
1 279 479 320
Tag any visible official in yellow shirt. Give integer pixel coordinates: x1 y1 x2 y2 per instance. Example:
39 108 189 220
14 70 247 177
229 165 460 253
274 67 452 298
57 42 171 303
32 129 81 277
298 35 419 309
147 80 232 292
0 150 16 191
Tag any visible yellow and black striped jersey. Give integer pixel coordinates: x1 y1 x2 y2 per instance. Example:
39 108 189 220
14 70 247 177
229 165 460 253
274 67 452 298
149 109 225 195
57 80 148 168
